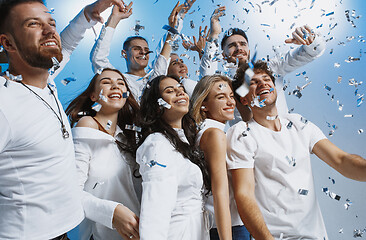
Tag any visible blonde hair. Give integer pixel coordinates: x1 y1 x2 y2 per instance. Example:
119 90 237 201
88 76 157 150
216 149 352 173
190 75 232 124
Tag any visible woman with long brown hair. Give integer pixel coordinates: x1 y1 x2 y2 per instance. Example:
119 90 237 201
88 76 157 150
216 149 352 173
66 68 141 240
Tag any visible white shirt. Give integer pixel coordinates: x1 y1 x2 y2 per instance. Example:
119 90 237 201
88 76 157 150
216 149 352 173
226 114 328 239
73 126 141 240
90 26 169 100
199 36 326 121
0 77 84 240
196 119 243 228
136 131 209 240
0 9 96 239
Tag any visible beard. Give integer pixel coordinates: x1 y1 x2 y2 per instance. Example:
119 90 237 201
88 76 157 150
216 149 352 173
14 37 63 69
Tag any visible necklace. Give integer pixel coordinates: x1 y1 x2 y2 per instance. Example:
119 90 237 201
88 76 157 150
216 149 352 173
19 82 70 139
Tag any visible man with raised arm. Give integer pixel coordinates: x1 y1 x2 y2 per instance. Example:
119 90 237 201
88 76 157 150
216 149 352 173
90 1 199 99
227 61 366 239
201 6 325 121
0 0 124 239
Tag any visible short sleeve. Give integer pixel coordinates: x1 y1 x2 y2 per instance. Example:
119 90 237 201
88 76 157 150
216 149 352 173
226 122 257 170
0 110 11 153
306 121 327 153
136 134 179 240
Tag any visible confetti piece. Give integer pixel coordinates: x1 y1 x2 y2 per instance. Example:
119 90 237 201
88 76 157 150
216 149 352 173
358 129 364 134
344 114 353 118
337 76 342 83
131 20 145 35
334 62 340 68
328 177 335 184
106 120 112 130
61 77 76 86
125 124 142 132
285 156 296 166
298 189 309 195
287 121 293 129
92 102 102 112
5 71 22 81
251 96 266 108
190 20 195 29
45 8 55 14
324 85 331 91
122 91 130 98
344 198 352 210
218 83 227 90
157 98 171 109
146 160 166 168
99 89 107 103
49 57 60 75
325 11 334 16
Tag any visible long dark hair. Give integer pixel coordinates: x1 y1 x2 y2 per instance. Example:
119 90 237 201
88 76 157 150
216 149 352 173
138 75 211 192
66 68 140 155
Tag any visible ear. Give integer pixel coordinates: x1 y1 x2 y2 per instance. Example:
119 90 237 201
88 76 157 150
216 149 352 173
0 34 16 52
240 96 249 106
201 105 208 112
90 93 98 102
121 50 127 59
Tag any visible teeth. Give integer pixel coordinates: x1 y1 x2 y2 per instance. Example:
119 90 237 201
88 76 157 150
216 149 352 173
109 94 121 99
43 42 56 46
259 90 270 95
177 99 187 103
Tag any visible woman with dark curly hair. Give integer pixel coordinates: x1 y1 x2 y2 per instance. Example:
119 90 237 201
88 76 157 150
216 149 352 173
136 75 210 239
66 68 141 240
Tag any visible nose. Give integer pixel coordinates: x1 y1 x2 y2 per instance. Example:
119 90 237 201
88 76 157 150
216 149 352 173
227 96 235 106
43 23 56 36
176 86 185 96
110 80 119 89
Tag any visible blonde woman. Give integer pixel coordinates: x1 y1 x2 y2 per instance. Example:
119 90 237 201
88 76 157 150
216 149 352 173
191 75 250 240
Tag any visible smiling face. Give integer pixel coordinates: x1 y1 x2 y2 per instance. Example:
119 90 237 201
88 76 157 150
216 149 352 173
222 34 250 65
124 38 150 71
245 71 277 109
168 54 188 78
159 77 189 123
202 80 236 123
90 70 128 113
5 2 62 69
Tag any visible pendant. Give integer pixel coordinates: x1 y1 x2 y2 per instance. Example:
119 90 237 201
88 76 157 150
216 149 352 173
62 125 70 139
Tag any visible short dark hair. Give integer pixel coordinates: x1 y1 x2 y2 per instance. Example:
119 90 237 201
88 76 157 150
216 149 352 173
0 0 44 34
123 36 148 51
232 60 275 101
221 28 249 50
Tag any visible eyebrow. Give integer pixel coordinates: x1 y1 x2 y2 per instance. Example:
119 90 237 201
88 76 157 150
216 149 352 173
23 17 56 25
99 77 124 81
163 86 175 91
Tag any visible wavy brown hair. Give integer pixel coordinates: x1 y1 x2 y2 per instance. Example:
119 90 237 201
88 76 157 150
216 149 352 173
66 68 140 154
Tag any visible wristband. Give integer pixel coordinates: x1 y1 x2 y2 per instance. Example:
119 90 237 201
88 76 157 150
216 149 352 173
162 25 179 35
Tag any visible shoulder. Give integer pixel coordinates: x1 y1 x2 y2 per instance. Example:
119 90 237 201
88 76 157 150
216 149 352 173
75 116 98 129
201 127 226 145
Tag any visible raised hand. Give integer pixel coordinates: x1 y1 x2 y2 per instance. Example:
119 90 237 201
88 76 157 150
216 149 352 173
182 25 210 59
106 1 133 28
285 25 315 45
209 6 226 41
85 0 126 23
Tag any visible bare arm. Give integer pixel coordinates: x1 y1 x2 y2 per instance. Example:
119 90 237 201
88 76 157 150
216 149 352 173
313 139 366 181
231 168 274 240
200 129 232 240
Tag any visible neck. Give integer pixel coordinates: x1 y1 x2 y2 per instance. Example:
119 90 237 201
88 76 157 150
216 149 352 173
252 105 281 131
165 115 183 129
94 112 119 135
127 65 146 77
7 62 49 89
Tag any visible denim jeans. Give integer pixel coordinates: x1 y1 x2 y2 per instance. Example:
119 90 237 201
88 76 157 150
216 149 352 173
210 225 251 240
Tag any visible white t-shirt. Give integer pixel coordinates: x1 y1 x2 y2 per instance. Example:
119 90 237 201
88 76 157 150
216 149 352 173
136 131 209 240
196 118 243 228
0 77 84 240
226 114 328 239
73 126 141 240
